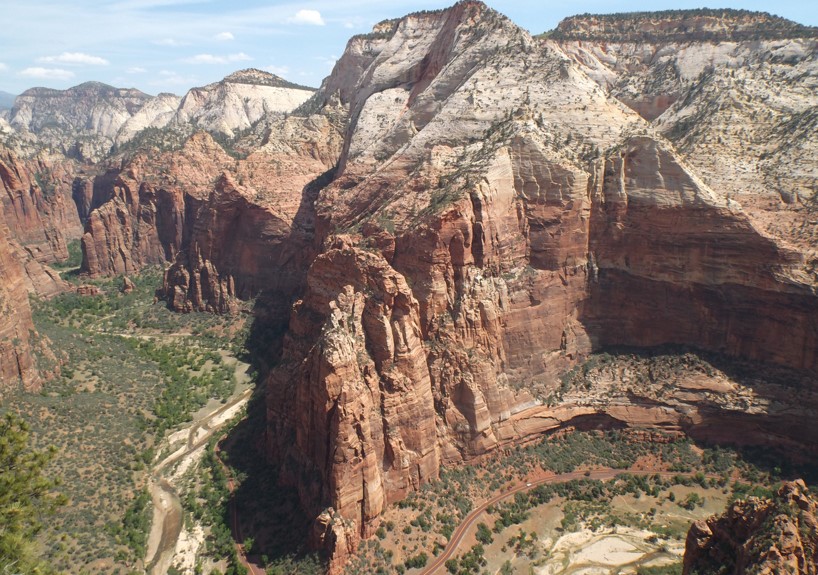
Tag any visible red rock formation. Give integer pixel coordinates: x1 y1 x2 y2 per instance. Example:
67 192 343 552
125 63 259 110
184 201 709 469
81 133 233 278
0 217 41 392
0 146 81 295
684 480 818 575
268 247 440 535
83 115 343 315
262 3 818 554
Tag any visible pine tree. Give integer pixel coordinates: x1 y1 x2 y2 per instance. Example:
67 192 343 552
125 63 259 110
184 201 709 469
0 413 65 574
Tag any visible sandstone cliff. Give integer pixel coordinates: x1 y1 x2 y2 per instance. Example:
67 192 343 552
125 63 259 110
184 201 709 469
30 2 817 564
556 12 818 258
684 480 818 575
260 2 818 556
0 216 42 392
83 109 344 318
167 69 314 138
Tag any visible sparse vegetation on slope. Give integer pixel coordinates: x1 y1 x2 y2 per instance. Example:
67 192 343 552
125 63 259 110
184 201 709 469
2 268 249 574
544 9 818 42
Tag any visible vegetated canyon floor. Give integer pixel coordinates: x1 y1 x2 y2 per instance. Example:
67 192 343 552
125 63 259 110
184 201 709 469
2 263 252 575
4 263 815 575
343 427 803 575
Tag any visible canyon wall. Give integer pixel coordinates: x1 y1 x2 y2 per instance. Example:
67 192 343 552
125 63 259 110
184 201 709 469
82 113 344 318
0 216 42 392
20 1 815 562
261 2 818 559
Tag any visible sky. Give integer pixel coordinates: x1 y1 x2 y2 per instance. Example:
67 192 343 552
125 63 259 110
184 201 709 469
1 0 816 96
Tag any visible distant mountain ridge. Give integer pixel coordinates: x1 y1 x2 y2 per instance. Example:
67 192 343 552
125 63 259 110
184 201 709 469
545 8 818 42
3 69 315 160
0 91 16 111
221 68 315 91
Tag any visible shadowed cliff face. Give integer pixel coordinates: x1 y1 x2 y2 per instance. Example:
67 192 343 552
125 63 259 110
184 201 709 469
0 216 41 392
79 112 344 313
259 3 818 561
49 2 818 564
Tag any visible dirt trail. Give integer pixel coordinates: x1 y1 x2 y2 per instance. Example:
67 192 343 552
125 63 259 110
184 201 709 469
144 354 253 575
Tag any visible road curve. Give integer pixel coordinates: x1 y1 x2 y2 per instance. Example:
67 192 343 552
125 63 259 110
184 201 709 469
420 469 716 575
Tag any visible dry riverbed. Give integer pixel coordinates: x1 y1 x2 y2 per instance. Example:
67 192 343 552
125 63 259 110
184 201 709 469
480 484 728 575
145 352 253 575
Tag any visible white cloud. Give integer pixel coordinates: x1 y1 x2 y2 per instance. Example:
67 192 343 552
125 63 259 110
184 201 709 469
184 52 251 65
263 65 289 76
127 66 147 73
0 63 7 71
214 31 234 41
344 22 355 29
20 67 75 80
38 52 109 66
289 9 324 26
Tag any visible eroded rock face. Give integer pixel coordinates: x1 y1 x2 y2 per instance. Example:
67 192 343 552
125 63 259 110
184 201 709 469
557 17 818 259
268 248 440 534
684 480 818 575
9 82 155 161
43 2 816 564
0 217 41 392
262 2 818 555
81 111 344 318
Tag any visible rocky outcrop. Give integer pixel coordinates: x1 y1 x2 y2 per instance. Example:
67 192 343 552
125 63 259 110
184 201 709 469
82 109 343 317
684 480 818 575
262 1 818 553
0 146 83 262
167 69 314 138
556 15 818 257
80 132 233 278
268 248 440 533
550 9 818 42
0 217 41 392
0 145 81 296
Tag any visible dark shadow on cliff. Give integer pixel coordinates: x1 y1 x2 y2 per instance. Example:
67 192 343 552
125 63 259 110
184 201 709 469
215 167 338 573
587 343 818 475
219 385 326 574
235 166 336 377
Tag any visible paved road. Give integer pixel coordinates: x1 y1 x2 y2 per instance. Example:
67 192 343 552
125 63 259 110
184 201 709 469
420 469 714 575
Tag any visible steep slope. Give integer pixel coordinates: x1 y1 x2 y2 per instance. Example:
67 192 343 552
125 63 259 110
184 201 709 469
259 2 818 563
556 11 818 257
83 110 344 317
684 480 818 575
0 216 43 392
114 93 182 146
0 146 82 296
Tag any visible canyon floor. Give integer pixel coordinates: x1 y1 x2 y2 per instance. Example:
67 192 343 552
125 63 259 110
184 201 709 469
2 258 253 574
3 263 815 575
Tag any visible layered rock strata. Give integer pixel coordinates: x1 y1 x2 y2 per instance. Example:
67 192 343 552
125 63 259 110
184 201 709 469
82 113 343 316
684 480 818 575
0 217 42 391
261 2 818 558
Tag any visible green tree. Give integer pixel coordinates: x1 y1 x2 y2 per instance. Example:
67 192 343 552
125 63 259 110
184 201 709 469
0 413 65 573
